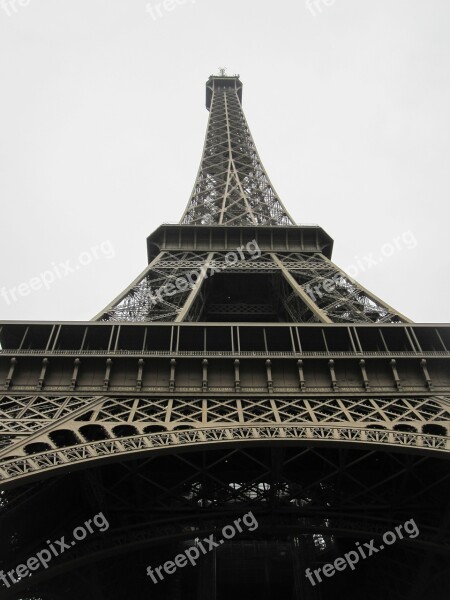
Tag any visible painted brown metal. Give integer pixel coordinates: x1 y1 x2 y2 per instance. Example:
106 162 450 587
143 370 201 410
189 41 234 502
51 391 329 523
0 76 449 599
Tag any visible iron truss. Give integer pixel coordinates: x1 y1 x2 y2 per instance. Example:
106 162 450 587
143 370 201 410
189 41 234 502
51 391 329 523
1 76 449 599
0 322 450 487
180 76 295 227
94 249 410 323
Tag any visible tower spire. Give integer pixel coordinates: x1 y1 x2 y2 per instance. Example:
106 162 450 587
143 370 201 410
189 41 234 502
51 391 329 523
180 74 295 226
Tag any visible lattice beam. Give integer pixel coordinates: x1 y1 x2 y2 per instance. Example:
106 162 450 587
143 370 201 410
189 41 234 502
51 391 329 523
181 76 295 227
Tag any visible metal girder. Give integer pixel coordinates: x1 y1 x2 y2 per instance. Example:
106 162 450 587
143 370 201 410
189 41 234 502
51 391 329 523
93 251 212 322
181 76 295 227
1 322 449 486
1 417 450 486
271 253 333 323
174 252 215 322
91 247 410 324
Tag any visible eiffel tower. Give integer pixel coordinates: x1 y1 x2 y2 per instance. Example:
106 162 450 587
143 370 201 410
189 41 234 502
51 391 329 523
0 73 449 600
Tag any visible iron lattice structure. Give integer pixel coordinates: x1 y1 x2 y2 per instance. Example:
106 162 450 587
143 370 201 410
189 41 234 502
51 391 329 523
0 74 449 600
181 76 295 227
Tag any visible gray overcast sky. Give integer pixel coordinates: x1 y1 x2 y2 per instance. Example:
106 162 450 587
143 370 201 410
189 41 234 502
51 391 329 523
0 0 449 323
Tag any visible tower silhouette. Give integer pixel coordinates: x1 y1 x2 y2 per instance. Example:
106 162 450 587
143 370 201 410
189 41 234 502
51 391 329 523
0 74 449 599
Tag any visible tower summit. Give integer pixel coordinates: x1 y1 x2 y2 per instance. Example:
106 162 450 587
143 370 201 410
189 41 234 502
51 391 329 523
182 73 295 226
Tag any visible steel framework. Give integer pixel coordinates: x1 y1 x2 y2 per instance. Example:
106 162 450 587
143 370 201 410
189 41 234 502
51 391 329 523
0 74 449 599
